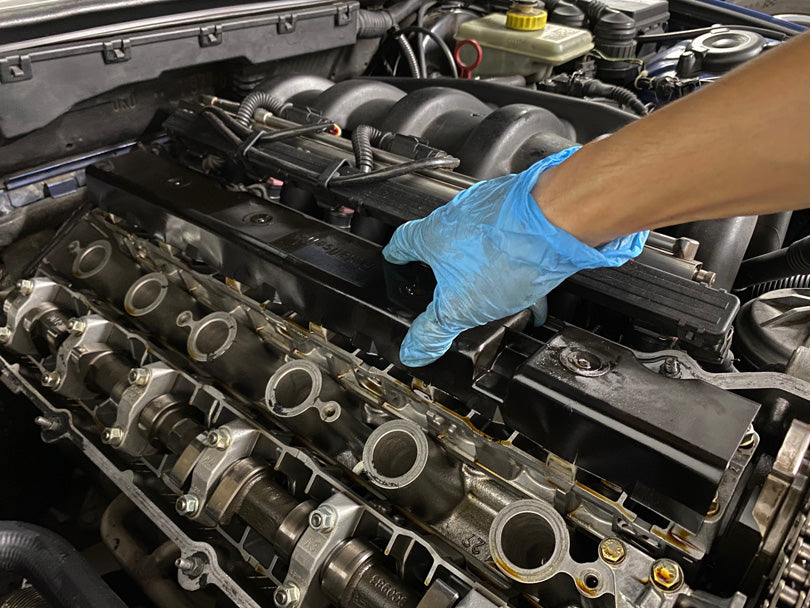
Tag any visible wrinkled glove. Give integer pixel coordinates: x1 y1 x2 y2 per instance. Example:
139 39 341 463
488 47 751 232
382 147 648 367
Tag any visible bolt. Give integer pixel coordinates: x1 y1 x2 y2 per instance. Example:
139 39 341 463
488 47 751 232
250 213 272 224
651 559 683 591
128 367 151 386
16 279 34 296
563 349 600 373
176 494 200 516
575 356 592 370
309 505 337 532
175 556 205 577
101 427 124 446
598 538 626 565
67 317 87 336
274 583 301 608
34 416 60 432
660 357 681 378
166 176 190 187
206 429 230 450
40 370 61 388
0 327 12 344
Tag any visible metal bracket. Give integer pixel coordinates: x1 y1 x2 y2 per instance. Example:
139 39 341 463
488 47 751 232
198 25 223 48
102 40 132 64
0 55 33 83
277 14 297 34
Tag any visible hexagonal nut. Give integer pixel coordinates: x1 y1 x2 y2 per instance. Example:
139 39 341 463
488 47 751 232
16 279 34 296
40 371 61 388
598 538 626 565
175 556 205 577
0 326 12 344
101 427 124 446
176 494 200 516
309 505 337 532
205 429 231 450
67 317 87 336
651 559 683 591
274 583 300 608
128 367 151 387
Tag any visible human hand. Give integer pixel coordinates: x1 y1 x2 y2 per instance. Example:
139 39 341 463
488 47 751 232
382 147 648 367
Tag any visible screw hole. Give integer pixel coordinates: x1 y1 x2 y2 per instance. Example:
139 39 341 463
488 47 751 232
584 574 600 589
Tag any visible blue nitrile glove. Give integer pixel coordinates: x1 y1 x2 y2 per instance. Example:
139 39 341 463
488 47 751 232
382 147 649 367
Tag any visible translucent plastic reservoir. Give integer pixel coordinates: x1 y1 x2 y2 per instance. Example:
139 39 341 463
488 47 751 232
455 14 594 79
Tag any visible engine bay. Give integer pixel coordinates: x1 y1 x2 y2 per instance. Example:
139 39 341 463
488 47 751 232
0 1 809 607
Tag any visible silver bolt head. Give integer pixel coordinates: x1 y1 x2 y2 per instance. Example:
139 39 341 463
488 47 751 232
274 583 300 607
40 371 61 388
661 356 681 377
176 494 200 516
0 326 12 343
309 505 336 532
101 426 124 445
16 279 34 296
206 429 230 450
66 317 87 336
128 367 151 386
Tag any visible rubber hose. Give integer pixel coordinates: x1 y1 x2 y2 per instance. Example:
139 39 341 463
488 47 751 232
736 274 810 301
401 26 459 77
235 91 285 128
745 211 793 258
574 0 614 24
356 0 424 38
735 234 810 288
394 32 421 77
606 85 648 115
0 521 128 608
352 125 383 173
388 0 425 23
582 80 647 115
357 9 395 38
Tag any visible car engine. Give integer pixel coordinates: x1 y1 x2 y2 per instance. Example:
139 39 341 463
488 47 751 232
0 1 809 607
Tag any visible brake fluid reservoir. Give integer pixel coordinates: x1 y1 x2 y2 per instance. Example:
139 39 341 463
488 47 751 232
455 3 594 80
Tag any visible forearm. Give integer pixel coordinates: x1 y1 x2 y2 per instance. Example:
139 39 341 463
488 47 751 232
535 31 810 247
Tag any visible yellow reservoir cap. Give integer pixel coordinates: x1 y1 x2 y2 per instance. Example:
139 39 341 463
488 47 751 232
505 8 548 30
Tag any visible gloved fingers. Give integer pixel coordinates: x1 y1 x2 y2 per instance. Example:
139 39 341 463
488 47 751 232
382 220 427 266
530 296 548 327
399 300 462 367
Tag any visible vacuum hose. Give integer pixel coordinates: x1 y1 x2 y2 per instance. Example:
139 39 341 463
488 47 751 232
735 235 810 289
0 521 128 608
351 125 384 173
235 91 286 128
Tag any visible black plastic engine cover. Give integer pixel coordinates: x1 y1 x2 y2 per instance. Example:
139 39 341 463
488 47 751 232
503 326 759 529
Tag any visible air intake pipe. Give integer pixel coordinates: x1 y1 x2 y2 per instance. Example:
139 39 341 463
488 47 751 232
0 521 127 608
